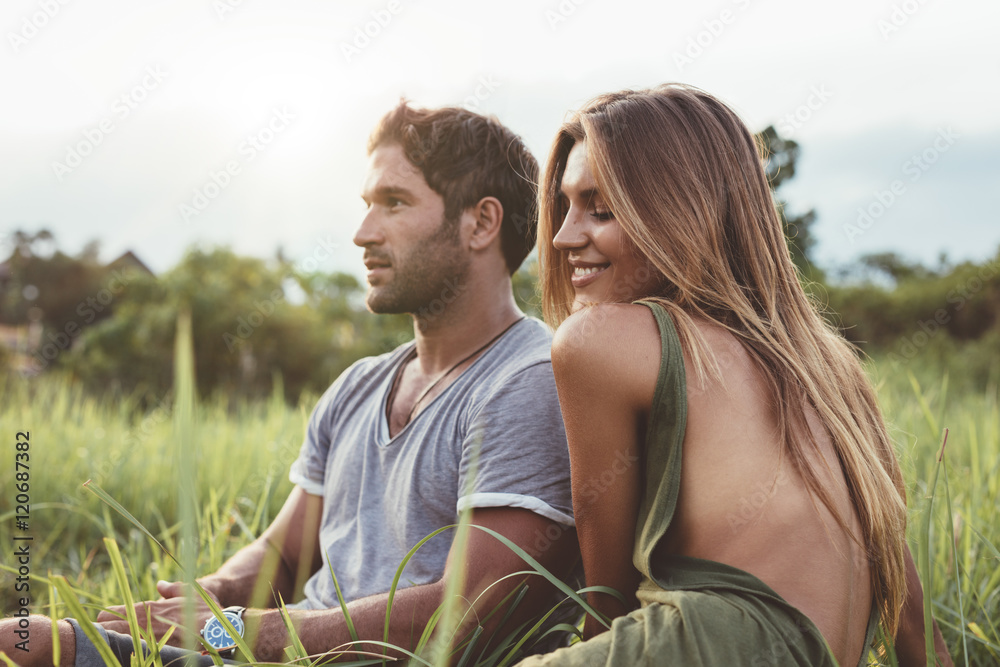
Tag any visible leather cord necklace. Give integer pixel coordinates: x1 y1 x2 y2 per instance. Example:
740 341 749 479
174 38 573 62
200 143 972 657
388 316 526 426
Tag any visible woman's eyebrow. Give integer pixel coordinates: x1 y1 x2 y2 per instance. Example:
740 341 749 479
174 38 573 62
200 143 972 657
560 185 601 202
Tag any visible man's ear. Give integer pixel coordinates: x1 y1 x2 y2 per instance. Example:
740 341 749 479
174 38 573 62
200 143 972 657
467 196 504 251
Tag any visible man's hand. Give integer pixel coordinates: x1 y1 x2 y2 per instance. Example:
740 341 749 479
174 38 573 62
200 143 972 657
154 579 195 600
92 486 323 652
247 507 580 663
95 580 219 647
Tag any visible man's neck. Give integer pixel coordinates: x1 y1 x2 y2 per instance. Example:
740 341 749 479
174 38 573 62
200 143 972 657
409 270 521 376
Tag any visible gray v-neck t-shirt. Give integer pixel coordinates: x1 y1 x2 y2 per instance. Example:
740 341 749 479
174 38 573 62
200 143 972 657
288 317 573 608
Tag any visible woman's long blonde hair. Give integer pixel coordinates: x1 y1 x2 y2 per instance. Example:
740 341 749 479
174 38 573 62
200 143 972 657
539 84 908 634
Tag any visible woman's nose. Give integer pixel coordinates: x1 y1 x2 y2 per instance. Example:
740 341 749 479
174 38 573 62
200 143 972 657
553 208 588 250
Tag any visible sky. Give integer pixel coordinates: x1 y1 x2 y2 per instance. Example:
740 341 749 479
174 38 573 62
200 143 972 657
2 0 998 280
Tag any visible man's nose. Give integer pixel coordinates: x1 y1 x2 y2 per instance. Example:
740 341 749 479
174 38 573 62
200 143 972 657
353 209 383 247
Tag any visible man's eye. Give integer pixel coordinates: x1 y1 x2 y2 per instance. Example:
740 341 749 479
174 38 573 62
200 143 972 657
387 197 403 207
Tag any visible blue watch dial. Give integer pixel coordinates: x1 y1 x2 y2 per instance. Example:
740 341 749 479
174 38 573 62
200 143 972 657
202 609 245 650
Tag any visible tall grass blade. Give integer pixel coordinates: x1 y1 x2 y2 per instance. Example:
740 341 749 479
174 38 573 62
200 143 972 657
381 525 456 655
496 602 564 666
426 437 480 667
427 503 473 666
104 538 145 659
82 481 180 568
48 579 61 667
275 593 310 664
475 582 529 662
463 524 608 627
908 373 940 435
940 457 969 665
537 623 583 642
192 581 258 664
50 575 122 667
174 306 199 653
327 557 360 645
455 626 484 667
331 641 434 666
965 525 1000 650
919 429 948 667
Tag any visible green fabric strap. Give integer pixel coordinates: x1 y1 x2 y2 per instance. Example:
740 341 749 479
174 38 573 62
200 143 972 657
631 299 687 583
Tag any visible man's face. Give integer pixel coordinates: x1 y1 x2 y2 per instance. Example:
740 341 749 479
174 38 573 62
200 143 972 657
354 143 469 315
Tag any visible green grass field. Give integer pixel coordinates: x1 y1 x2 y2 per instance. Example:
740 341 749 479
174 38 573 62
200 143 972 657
1 345 997 665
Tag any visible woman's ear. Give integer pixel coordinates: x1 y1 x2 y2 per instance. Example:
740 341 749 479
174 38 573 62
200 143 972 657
467 196 504 251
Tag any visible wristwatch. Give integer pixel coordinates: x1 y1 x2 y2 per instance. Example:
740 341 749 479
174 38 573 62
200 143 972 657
200 606 246 658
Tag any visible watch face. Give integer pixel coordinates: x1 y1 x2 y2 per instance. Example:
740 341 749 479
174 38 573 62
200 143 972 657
202 610 245 651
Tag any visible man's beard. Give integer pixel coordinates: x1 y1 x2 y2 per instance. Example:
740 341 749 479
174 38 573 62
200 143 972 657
365 215 470 317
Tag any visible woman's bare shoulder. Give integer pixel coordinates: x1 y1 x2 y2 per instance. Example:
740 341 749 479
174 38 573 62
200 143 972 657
551 303 662 406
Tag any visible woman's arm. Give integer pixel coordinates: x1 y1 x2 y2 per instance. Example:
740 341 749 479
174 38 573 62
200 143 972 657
895 545 954 666
551 304 662 638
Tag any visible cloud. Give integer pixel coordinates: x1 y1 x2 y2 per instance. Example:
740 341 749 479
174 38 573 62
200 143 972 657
782 125 1000 268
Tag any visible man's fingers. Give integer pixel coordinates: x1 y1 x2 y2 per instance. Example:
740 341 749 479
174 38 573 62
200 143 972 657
156 580 185 599
97 615 190 647
96 620 131 635
96 606 128 623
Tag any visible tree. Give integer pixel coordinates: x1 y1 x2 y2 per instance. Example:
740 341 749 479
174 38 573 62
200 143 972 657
0 231 125 375
858 251 937 284
66 246 412 404
755 126 819 278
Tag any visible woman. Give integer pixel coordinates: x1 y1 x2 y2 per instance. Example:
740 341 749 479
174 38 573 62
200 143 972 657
521 84 909 666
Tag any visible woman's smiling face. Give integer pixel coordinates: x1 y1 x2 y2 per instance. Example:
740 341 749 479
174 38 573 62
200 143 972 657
553 140 660 310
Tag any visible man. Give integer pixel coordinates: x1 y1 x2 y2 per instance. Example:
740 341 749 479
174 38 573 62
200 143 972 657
3 102 577 665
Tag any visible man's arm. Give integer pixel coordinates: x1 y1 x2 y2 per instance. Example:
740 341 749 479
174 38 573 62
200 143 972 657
199 486 324 606
894 544 953 667
245 506 578 663
98 486 323 634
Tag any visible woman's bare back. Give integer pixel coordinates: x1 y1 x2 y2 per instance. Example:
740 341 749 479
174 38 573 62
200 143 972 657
658 316 873 666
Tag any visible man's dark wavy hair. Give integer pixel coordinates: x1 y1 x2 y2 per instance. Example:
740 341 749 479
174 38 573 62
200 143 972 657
368 101 539 275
